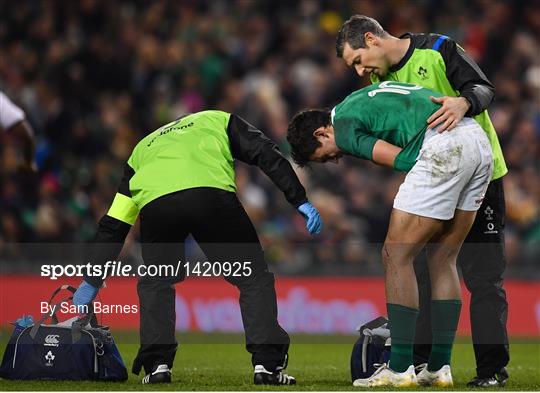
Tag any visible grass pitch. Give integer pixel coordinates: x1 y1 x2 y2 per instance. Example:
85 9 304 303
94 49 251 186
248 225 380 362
0 332 538 391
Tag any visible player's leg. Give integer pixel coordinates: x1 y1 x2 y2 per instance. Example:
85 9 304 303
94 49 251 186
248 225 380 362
132 193 189 383
382 209 443 373
413 250 433 366
423 209 477 376
460 178 509 386
415 210 474 388
355 209 443 388
188 188 294 385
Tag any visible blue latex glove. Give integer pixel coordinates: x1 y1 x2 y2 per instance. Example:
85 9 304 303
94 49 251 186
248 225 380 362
298 202 323 234
14 315 34 327
73 280 99 306
13 315 34 335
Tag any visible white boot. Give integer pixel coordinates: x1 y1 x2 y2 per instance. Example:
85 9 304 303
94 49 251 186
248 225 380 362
416 363 453 387
353 363 418 387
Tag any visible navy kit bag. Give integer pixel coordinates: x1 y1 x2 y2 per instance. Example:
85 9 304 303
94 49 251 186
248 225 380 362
350 316 391 382
0 285 128 381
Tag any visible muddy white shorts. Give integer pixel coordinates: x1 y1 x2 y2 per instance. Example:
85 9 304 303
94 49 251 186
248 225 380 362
393 118 493 220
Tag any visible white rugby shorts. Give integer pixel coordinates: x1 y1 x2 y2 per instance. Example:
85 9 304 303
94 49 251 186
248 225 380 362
393 118 493 220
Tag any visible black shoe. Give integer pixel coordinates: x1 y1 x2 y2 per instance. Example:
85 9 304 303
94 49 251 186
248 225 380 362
141 364 172 384
467 367 509 387
254 365 296 385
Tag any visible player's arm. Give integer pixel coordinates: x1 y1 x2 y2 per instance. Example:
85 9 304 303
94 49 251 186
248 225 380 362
350 134 402 168
372 140 402 168
0 91 37 171
427 36 494 131
227 114 322 234
340 122 402 169
75 163 139 303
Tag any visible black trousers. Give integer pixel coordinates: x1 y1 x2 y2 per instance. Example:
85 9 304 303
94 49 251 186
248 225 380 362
413 178 510 377
131 188 290 375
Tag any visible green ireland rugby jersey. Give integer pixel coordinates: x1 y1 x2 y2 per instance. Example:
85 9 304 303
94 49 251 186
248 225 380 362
332 82 442 172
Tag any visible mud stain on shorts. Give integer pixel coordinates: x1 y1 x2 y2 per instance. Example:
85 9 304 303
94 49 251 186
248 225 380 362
427 145 463 183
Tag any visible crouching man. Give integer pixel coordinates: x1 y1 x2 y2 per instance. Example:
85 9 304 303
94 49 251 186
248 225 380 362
73 110 323 385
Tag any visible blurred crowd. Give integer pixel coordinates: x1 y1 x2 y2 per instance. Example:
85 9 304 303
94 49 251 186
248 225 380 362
1 0 539 276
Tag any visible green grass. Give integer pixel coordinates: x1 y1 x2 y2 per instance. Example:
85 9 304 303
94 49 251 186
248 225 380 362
0 332 538 390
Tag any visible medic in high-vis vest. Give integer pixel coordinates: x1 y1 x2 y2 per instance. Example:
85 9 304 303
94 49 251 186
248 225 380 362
73 110 322 385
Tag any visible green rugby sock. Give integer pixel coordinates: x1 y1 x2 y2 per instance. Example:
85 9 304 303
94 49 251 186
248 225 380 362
387 303 419 373
428 299 462 371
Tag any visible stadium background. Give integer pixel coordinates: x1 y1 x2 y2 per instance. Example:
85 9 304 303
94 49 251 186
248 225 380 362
0 0 539 337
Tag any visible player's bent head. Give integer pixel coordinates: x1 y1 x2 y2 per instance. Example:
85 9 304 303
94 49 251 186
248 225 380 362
336 15 388 57
287 109 331 167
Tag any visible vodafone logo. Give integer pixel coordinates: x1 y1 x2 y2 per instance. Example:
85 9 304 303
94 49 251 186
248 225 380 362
175 286 379 333
44 334 60 347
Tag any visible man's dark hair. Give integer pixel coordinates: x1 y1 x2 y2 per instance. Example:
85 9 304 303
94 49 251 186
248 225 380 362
287 109 331 167
336 15 388 57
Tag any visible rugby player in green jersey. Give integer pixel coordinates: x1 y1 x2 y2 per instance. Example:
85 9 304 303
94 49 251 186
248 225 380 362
336 15 509 387
72 110 323 385
287 82 493 387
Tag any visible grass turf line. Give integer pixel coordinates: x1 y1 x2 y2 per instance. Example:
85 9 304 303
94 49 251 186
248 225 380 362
0 332 538 391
